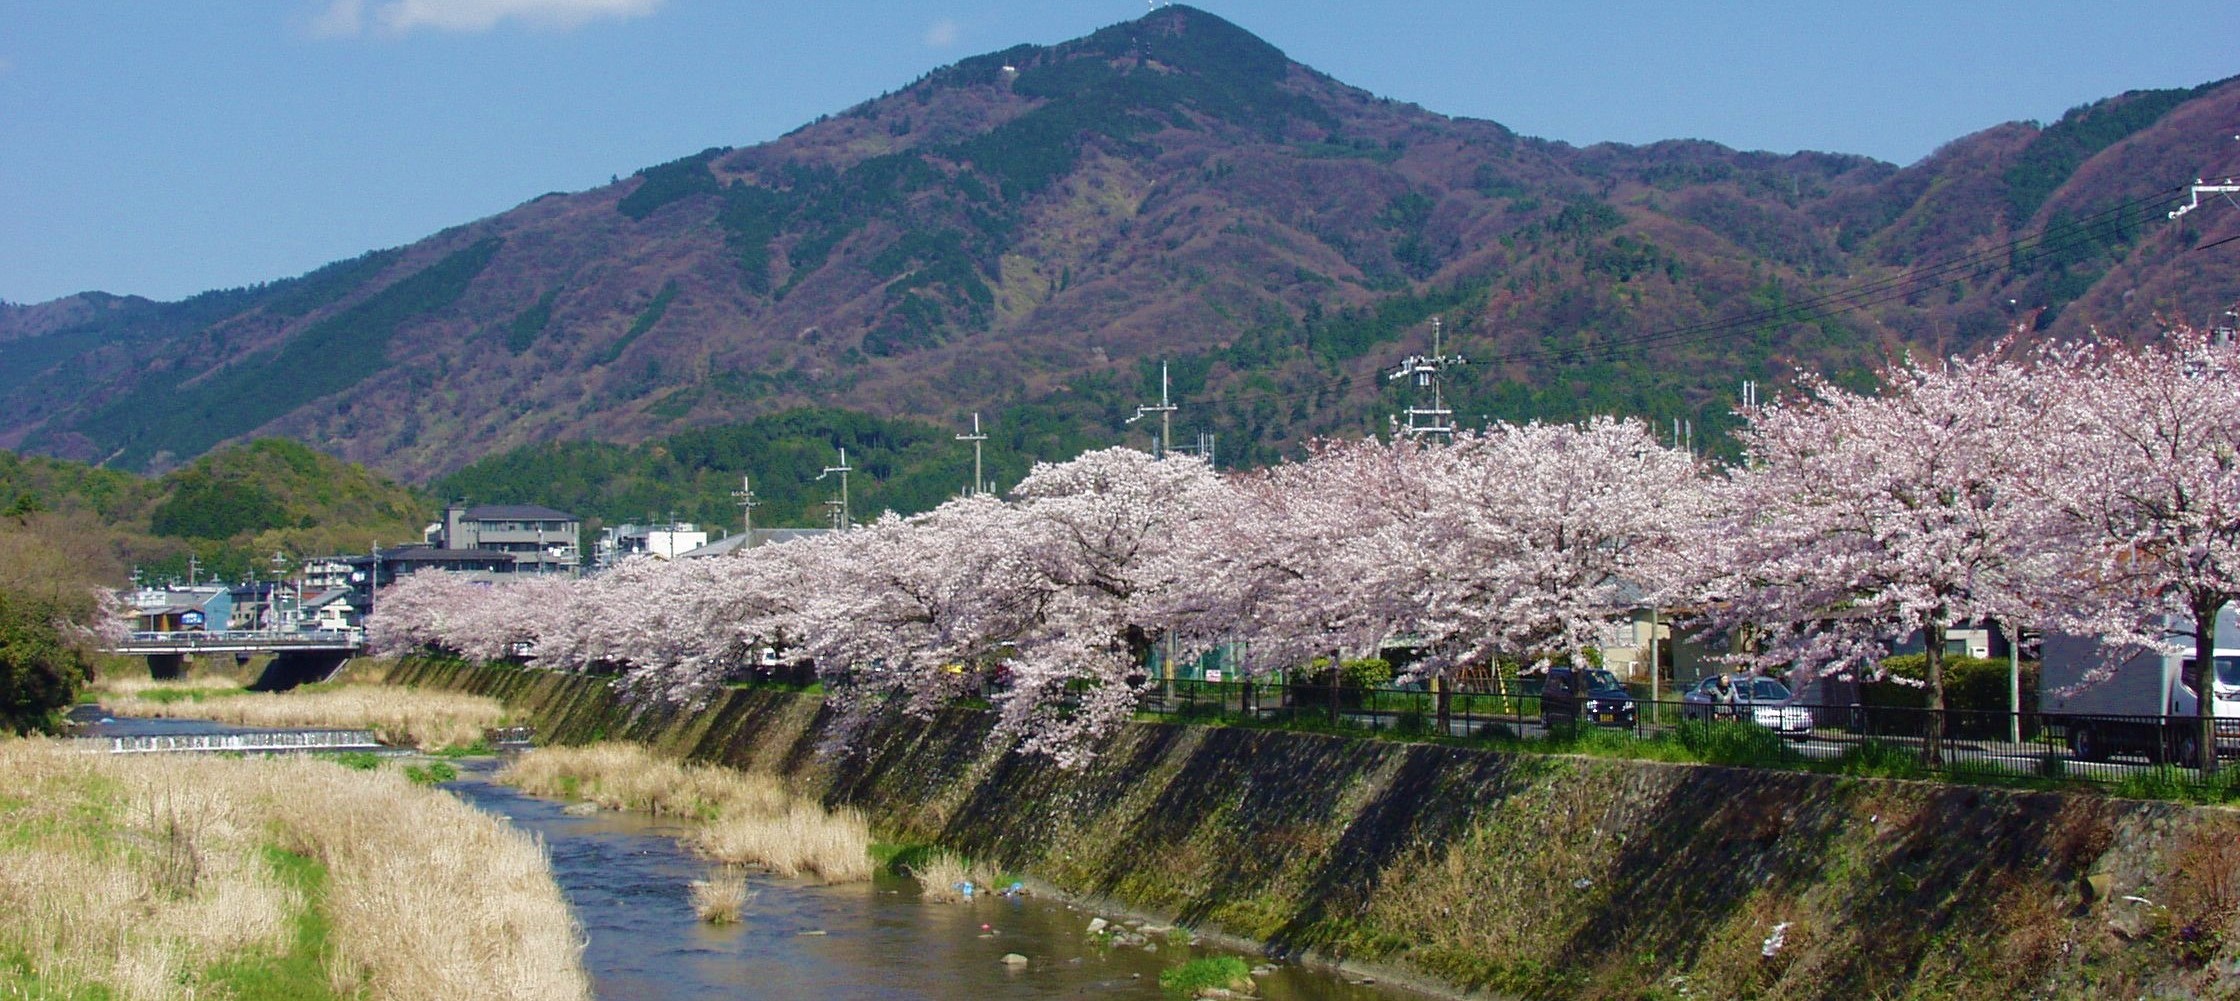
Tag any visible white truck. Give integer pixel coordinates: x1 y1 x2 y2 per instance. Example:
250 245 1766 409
2040 604 2240 764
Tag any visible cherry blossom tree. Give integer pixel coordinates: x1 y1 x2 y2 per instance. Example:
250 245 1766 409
2036 326 2240 772
990 447 1230 766
1152 435 1435 682
1690 351 2064 763
791 496 1046 746
1396 418 1705 681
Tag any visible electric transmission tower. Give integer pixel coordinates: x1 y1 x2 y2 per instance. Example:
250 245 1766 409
817 447 853 531
1389 316 1466 440
956 413 988 496
1128 361 1179 457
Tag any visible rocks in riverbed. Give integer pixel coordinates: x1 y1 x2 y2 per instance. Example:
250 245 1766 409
1001 953 1029 967
561 801 600 816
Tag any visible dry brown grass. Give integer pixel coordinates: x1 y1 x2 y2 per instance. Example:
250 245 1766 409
690 866 754 924
0 738 588 1000
500 742 872 882
909 851 1002 904
101 684 508 750
90 672 251 698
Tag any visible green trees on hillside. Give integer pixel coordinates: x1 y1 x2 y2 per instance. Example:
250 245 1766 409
432 408 1074 530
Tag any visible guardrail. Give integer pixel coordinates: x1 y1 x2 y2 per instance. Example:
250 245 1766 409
109 629 365 652
1131 678 2240 788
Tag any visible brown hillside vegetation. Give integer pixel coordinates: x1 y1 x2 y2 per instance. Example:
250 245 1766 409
4 7 2235 479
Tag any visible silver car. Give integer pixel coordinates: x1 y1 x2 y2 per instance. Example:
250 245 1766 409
1681 676 1813 738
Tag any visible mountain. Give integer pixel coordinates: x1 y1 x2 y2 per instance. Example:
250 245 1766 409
0 440 430 585
4 6 2237 482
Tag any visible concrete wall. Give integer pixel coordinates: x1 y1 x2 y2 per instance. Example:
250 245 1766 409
392 658 2240 1001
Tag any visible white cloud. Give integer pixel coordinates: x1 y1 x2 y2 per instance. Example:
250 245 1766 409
309 0 364 37
922 18 959 48
312 0 661 36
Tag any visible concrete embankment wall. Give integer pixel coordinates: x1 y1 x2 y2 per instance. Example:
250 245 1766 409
392 658 2240 1001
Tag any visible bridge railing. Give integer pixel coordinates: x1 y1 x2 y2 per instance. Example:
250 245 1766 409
112 628 366 650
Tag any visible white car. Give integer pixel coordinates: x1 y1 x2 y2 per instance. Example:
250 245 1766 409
1681 676 1813 738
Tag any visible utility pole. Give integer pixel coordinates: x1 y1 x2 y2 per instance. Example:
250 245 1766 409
731 475 759 547
366 540 378 628
818 447 853 531
269 551 289 631
2169 174 2240 220
1389 316 1466 440
956 413 988 496
1128 362 1178 457
186 554 200 587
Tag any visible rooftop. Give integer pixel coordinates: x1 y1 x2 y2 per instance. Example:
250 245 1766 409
460 503 577 522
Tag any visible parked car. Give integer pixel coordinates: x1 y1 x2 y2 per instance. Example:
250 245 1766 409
1540 667 1638 729
1681 675 1813 738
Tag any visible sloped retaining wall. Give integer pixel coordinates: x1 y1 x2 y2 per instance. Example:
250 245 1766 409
392 658 2240 1000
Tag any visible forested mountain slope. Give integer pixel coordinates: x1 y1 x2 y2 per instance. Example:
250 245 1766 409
4 6 2235 480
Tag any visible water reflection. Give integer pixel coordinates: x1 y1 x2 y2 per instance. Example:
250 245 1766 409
446 762 1422 1001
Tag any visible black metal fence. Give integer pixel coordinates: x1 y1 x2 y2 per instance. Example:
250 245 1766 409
1132 678 2240 791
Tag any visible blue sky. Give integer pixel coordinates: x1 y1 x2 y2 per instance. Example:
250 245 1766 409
3 1 2235 305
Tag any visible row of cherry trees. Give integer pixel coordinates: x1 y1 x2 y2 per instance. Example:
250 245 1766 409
374 328 2240 768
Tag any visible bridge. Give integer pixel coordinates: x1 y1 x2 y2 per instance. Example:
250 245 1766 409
106 629 367 691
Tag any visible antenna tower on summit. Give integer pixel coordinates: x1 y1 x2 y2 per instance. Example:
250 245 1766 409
1389 316 1466 441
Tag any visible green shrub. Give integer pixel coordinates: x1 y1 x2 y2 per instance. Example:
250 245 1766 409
0 587 91 734
318 751 381 771
1673 719 1799 766
1868 654 2036 713
1158 956 1251 997
402 761 458 786
1829 739 1926 780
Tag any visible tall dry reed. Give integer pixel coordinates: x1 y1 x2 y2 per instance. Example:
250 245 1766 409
910 852 1002 903
89 672 249 698
0 739 589 1000
101 684 508 750
500 742 872 883
690 866 754 924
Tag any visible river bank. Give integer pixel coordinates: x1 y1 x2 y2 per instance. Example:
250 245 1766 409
389 656 2240 1000
0 736 588 1001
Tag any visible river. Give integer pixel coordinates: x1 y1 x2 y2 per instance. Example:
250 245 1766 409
72 714 1426 1000
445 760 1421 1000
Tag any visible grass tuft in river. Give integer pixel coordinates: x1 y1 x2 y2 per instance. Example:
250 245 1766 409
501 742 873 882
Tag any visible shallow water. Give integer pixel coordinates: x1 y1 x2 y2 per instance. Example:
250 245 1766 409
444 761 1425 1001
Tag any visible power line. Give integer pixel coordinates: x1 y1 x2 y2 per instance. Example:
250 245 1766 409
1158 185 2187 416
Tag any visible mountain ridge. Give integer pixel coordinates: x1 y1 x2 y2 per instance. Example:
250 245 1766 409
5 6 2236 480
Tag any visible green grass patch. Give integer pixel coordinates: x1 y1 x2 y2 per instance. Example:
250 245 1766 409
314 751 381 771
2111 766 2240 804
127 686 247 705
871 841 941 876
202 846 339 1001
433 739 494 759
402 761 458 786
0 946 93 1001
1158 956 1251 997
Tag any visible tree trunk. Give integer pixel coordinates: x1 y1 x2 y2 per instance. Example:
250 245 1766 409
1436 676 1452 737
2194 595 2222 774
1923 621 1947 767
